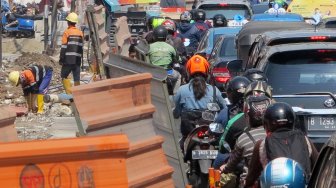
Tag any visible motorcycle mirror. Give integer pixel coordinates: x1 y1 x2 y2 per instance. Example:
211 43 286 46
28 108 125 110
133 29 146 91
207 103 220 112
209 123 224 134
202 111 215 122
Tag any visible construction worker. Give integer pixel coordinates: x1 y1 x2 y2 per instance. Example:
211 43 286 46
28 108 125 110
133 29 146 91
8 65 53 114
59 12 84 94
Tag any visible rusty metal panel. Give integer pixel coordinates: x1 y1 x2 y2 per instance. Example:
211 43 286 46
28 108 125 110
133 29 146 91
104 54 187 188
72 73 175 187
0 106 19 142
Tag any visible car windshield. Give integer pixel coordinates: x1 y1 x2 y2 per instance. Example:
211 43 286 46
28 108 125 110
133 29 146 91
219 37 237 57
199 4 250 19
265 50 336 95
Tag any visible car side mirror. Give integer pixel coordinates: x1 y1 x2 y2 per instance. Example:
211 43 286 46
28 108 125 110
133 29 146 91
227 60 243 75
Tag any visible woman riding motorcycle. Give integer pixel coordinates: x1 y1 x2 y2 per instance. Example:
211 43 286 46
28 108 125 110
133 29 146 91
173 55 227 150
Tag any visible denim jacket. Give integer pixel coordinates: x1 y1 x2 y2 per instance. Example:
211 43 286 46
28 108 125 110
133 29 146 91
173 82 227 118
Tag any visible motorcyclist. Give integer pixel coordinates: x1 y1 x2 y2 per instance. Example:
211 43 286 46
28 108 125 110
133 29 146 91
245 102 318 188
213 79 272 170
149 25 181 95
173 54 227 150
213 14 227 28
260 158 306 188
177 11 193 39
148 25 178 69
162 19 187 62
220 90 273 185
188 9 210 52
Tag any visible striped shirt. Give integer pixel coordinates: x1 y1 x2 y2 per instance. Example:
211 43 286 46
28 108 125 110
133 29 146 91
224 126 266 173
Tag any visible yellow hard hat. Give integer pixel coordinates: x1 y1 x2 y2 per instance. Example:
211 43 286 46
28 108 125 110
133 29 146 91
8 71 20 86
66 12 79 23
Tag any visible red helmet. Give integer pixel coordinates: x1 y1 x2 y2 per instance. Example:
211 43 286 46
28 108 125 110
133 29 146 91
161 19 176 32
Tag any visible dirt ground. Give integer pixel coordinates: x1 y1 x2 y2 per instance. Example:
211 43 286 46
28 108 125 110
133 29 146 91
0 38 72 141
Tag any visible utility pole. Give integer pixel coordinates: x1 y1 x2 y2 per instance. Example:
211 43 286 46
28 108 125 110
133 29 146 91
44 0 49 52
71 0 76 12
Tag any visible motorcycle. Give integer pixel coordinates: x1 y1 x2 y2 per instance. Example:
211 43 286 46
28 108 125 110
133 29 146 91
183 103 224 188
1 12 42 38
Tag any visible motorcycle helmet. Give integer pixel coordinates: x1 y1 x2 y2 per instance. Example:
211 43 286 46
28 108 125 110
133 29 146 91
162 19 177 33
243 68 268 82
180 11 192 23
260 157 306 188
213 14 227 27
226 76 251 105
264 102 295 132
186 55 210 77
244 81 272 98
194 9 206 21
244 95 272 128
153 25 168 41
151 17 165 29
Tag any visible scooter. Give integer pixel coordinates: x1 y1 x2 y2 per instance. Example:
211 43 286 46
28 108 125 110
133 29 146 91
183 103 224 188
1 12 42 38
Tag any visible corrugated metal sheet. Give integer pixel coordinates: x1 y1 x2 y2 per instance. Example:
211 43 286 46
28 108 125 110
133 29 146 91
0 134 129 187
72 73 175 187
104 54 187 187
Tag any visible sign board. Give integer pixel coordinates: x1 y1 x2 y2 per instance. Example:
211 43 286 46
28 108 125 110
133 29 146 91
288 0 336 18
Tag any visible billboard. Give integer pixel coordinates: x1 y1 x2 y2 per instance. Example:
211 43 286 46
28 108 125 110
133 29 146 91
288 0 336 18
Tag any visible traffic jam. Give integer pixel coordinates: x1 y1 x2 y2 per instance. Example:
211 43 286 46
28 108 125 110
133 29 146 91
129 0 336 187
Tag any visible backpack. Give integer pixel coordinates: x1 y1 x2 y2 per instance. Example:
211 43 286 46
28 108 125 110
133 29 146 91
264 129 311 175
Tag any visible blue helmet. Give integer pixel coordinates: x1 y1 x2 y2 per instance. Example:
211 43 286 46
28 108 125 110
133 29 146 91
260 157 306 188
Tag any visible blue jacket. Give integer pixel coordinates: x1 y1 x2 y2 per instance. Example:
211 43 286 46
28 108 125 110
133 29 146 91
177 22 194 39
173 82 227 118
188 21 210 50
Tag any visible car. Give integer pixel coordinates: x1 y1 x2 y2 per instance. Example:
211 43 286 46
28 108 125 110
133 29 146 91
196 27 241 58
230 41 336 150
246 29 336 70
251 13 304 22
251 1 270 14
308 132 336 188
193 0 253 26
236 21 310 66
208 35 237 92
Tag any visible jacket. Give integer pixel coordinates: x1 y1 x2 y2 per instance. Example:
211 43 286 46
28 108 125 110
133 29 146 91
245 132 319 188
177 22 194 39
188 21 210 50
20 65 52 96
173 82 226 118
60 25 84 66
148 41 177 69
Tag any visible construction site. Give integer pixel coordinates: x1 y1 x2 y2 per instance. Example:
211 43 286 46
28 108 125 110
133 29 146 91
0 1 191 187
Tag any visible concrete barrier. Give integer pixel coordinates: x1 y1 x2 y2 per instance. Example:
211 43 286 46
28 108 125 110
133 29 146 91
0 134 129 187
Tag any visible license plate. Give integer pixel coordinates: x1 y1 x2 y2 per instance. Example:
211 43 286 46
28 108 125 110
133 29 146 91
307 116 336 131
192 150 218 160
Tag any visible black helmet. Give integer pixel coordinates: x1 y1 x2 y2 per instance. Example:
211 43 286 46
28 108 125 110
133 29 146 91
244 95 272 128
244 81 272 98
243 68 268 82
194 9 206 21
180 11 192 22
226 76 251 105
213 14 227 27
153 25 168 41
264 102 295 132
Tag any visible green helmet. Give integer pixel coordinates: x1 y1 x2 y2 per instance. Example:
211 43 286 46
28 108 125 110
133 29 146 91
152 17 165 29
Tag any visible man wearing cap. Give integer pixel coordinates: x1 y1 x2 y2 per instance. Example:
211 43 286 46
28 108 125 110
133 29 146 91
59 12 84 94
